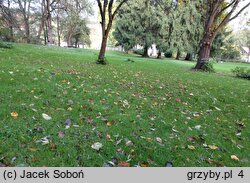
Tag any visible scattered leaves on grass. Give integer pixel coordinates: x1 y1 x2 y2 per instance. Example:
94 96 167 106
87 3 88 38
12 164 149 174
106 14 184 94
91 142 103 151
11 112 18 119
42 113 52 120
206 159 224 167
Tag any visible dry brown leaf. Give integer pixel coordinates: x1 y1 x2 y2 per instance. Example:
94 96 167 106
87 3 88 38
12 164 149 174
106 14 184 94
11 112 18 119
231 155 240 161
208 145 219 150
118 161 130 167
188 145 196 150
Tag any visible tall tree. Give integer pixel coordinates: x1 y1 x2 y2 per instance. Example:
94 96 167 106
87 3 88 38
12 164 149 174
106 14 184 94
16 0 32 43
114 0 170 58
0 0 19 41
96 0 128 64
195 0 250 71
170 0 204 60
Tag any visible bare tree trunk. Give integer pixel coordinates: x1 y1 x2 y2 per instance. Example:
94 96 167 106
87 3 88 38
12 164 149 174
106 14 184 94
36 0 45 44
56 13 60 46
17 0 31 43
97 34 108 64
67 34 73 47
44 25 48 45
185 53 192 61
24 19 30 43
142 45 149 57
176 50 181 60
45 0 53 45
157 50 162 59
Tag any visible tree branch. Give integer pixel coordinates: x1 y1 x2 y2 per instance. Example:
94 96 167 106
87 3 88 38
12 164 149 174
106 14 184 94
229 2 250 21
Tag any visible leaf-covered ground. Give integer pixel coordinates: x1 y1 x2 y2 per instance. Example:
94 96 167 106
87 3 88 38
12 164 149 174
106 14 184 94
0 44 249 167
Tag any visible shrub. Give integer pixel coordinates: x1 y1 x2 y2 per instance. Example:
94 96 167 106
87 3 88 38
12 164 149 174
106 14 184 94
232 67 250 80
0 42 13 49
164 51 172 58
202 61 215 72
133 49 144 56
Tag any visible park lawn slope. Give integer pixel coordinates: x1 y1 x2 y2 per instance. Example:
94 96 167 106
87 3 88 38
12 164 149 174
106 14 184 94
0 44 249 167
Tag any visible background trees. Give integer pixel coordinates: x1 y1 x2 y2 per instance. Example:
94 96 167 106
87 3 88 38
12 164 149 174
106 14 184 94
114 0 169 58
0 0 249 66
0 0 92 46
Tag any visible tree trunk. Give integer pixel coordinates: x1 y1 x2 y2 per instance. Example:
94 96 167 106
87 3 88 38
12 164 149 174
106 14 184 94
56 13 60 46
97 34 108 64
44 25 48 45
157 50 162 59
46 0 53 45
47 15 53 44
185 53 192 61
176 50 181 60
36 0 45 44
9 26 14 41
142 45 149 57
195 32 214 70
24 20 30 43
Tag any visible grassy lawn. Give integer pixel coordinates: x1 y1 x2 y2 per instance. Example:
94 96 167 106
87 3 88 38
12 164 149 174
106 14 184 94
0 44 249 167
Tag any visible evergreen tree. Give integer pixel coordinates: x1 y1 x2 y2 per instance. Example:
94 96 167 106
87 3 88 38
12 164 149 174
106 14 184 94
114 0 170 57
170 0 204 60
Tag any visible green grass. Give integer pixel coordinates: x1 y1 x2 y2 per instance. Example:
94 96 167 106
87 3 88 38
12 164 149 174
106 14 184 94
0 43 249 167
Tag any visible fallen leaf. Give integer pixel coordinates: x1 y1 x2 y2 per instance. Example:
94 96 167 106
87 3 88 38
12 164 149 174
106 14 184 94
193 112 200 117
118 161 130 167
50 143 56 150
29 148 38 152
42 113 52 120
39 137 49 145
65 119 71 125
176 98 181 103
214 107 222 111
106 134 111 140
58 131 65 138
208 145 219 150
107 122 112 126
156 137 163 144
231 155 240 161
91 142 103 151
206 159 224 166
140 163 149 167
126 140 133 147
188 145 196 150
103 163 113 167
165 161 173 167
195 125 202 130
11 112 18 119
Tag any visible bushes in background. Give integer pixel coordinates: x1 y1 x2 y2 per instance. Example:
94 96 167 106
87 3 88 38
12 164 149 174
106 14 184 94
232 67 250 80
